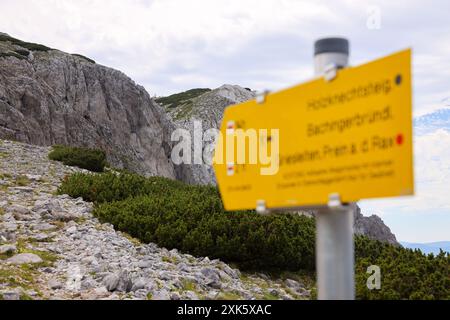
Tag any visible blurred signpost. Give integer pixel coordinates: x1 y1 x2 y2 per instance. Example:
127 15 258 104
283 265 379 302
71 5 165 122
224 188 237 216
213 48 413 210
213 40 413 300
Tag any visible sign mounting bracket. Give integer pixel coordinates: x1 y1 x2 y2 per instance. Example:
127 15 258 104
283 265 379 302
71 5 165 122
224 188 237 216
256 90 270 104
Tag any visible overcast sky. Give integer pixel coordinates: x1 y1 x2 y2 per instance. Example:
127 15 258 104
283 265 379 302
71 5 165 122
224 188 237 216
1 0 449 243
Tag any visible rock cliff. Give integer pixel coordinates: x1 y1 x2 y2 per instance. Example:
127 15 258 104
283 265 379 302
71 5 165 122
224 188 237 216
0 34 175 178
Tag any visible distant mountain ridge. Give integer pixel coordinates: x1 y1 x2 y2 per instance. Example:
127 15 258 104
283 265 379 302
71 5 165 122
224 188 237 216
401 241 450 255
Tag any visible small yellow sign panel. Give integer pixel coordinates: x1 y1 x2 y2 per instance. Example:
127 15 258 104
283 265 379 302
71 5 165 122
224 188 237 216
213 49 414 211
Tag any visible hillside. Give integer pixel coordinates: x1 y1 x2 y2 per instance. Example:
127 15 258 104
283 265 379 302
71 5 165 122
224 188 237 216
0 139 310 300
1 140 449 300
157 85 256 185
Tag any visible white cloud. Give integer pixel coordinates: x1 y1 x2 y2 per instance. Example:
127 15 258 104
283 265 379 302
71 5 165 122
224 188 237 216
359 124 450 241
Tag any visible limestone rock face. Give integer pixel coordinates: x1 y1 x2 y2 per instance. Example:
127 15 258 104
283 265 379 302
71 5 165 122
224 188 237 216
0 35 399 246
0 36 175 178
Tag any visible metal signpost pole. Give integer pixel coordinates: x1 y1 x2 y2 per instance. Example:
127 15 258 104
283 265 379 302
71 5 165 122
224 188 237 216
313 38 355 300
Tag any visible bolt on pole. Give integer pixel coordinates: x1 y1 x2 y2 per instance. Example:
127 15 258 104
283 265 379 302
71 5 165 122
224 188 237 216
313 37 355 300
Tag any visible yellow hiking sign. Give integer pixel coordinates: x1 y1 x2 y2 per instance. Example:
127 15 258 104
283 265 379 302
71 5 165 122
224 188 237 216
213 49 414 211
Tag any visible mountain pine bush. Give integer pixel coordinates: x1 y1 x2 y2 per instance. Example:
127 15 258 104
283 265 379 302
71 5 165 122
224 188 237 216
49 145 107 172
155 88 211 109
58 171 450 299
355 237 449 300
0 34 51 52
57 171 189 203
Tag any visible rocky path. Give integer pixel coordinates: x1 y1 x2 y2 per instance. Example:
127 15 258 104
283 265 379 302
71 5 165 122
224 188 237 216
0 139 311 300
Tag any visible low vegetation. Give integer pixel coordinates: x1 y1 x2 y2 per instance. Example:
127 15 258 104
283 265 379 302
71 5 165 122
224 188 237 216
58 170 450 300
58 171 187 203
0 34 51 52
48 145 107 172
155 88 211 109
14 49 30 57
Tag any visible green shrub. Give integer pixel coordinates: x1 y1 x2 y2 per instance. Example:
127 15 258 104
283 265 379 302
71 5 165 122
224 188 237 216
15 175 30 186
58 171 450 299
0 52 27 61
49 145 107 172
58 171 315 270
14 49 30 57
58 171 188 203
94 194 316 271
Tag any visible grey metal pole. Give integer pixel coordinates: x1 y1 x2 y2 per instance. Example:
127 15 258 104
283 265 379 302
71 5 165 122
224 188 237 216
313 38 355 300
